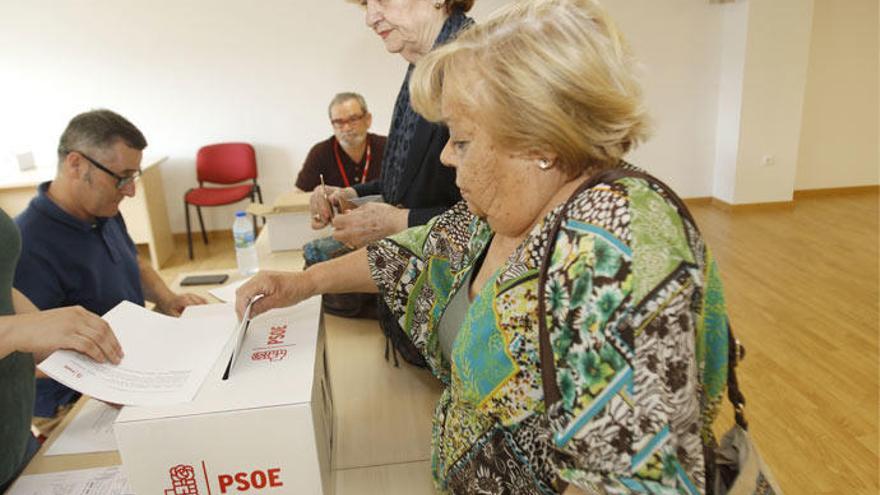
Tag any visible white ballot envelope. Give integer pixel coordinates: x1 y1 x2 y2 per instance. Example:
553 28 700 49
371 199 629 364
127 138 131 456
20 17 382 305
222 294 263 379
37 301 237 406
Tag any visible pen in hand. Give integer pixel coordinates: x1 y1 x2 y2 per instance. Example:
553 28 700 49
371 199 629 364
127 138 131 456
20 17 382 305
319 174 335 222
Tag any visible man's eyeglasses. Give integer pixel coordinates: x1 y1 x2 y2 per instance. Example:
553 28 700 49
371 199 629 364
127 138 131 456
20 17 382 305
331 113 366 128
67 150 141 189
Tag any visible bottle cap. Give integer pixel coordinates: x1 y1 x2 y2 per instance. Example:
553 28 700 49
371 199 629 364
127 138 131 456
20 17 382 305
235 211 246 217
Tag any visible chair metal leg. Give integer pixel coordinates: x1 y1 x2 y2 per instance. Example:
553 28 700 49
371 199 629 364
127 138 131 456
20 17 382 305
254 184 265 227
185 200 194 260
250 192 258 233
196 206 208 245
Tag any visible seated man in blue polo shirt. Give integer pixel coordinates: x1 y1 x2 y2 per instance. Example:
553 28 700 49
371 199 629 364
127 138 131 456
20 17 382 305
14 109 208 434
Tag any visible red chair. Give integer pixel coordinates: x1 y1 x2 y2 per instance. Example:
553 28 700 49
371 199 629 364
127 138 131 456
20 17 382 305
184 143 263 259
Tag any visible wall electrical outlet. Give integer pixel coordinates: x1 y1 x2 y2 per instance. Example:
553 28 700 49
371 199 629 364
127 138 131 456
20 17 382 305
761 155 775 167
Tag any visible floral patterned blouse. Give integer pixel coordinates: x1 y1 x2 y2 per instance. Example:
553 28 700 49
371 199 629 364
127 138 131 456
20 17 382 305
367 168 730 494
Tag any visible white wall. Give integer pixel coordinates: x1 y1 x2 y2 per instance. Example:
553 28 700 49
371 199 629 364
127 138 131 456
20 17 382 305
1 0 866 235
601 0 724 198
795 0 879 190
0 0 408 233
713 1 749 203
733 0 815 204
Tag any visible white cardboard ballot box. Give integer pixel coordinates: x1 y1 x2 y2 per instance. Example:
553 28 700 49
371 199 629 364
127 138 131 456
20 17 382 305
248 191 327 252
114 298 334 495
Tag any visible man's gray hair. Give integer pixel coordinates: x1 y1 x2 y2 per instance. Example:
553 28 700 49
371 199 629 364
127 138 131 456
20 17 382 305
327 92 368 118
57 109 147 166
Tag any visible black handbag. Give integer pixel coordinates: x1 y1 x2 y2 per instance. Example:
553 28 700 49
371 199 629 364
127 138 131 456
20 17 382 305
303 235 425 366
302 236 378 319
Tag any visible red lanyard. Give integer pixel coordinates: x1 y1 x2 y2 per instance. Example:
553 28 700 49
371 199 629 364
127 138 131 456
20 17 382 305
333 137 371 188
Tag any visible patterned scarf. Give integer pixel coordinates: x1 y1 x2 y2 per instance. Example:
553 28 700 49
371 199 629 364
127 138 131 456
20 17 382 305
379 10 473 204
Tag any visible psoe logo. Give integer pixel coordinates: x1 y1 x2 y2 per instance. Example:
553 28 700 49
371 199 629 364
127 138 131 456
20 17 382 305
165 464 200 495
163 461 284 494
251 349 288 362
267 324 287 346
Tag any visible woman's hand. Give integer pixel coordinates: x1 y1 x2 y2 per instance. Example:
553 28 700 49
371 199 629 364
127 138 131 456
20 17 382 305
331 202 409 249
234 270 316 320
5 306 124 364
309 186 358 229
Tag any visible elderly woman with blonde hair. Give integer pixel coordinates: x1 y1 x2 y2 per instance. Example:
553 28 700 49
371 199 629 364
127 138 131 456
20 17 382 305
239 0 731 493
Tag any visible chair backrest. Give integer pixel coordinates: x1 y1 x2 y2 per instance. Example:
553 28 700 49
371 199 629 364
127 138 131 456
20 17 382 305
196 143 257 185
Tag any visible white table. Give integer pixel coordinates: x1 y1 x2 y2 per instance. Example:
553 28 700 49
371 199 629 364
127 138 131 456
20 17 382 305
19 229 444 494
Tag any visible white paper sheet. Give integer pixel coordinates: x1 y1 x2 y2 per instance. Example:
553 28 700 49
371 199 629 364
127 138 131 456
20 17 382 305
348 194 384 206
38 301 237 406
180 302 235 320
207 276 251 303
7 465 133 495
44 399 119 456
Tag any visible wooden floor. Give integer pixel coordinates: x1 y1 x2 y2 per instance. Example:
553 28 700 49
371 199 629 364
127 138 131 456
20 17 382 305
152 191 879 494
691 191 879 495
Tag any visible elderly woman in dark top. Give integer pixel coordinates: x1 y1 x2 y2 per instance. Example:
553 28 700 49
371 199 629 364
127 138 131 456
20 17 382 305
310 0 473 247
244 0 732 493
308 0 474 366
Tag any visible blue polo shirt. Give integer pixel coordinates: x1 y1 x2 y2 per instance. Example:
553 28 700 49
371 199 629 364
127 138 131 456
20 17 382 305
14 182 144 417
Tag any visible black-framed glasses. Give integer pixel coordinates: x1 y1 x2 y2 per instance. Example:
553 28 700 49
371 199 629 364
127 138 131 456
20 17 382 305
330 113 366 128
67 150 141 189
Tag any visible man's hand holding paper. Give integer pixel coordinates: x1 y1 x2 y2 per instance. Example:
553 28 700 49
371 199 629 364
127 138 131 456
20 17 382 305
154 291 209 317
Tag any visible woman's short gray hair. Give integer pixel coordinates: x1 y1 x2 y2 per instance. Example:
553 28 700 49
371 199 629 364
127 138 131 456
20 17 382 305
410 0 650 175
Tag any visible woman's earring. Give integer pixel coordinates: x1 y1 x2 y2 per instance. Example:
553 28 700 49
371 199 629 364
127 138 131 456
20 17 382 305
537 159 553 170
433 0 445 8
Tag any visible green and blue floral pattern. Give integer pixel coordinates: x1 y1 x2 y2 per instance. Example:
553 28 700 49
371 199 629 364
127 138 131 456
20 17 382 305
367 165 729 494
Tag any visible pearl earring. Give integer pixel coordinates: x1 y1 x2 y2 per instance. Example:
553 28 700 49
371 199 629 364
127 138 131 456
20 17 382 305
538 159 553 170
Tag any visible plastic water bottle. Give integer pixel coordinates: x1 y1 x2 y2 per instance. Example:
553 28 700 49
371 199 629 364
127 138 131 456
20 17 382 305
232 211 258 276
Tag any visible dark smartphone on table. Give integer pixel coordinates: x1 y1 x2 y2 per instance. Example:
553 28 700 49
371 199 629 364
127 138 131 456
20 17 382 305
180 274 229 286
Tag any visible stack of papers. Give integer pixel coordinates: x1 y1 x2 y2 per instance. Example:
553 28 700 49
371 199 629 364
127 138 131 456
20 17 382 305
8 466 132 495
45 400 120 456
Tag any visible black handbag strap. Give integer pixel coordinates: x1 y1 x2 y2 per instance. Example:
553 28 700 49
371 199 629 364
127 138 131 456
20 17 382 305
537 166 748 428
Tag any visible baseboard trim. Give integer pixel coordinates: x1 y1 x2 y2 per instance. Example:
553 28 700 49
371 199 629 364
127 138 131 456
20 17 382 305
704 185 878 211
793 185 879 199
683 197 712 206
172 230 233 243
709 197 796 212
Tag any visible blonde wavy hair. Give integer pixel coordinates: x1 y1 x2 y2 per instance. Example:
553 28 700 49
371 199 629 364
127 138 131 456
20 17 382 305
410 0 650 174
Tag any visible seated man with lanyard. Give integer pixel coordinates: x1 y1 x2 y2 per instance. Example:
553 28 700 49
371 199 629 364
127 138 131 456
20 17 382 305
14 109 207 435
295 92 386 192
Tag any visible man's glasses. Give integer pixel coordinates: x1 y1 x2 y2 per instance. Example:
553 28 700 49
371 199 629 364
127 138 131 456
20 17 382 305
67 150 141 189
331 113 366 128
